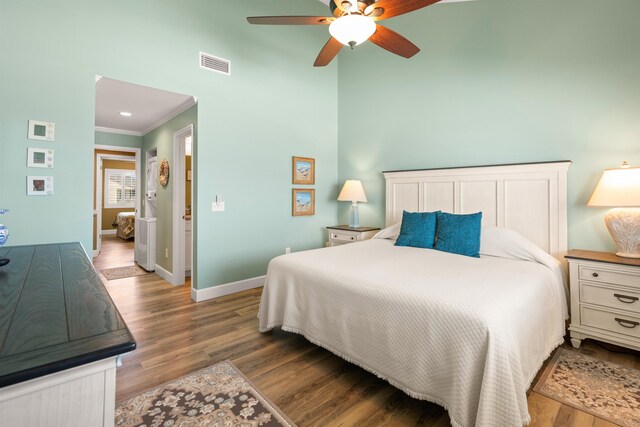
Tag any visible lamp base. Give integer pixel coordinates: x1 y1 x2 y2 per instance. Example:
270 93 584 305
349 203 360 229
604 208 640 259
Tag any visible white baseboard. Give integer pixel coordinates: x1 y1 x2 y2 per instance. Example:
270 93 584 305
101 229 117 236
155 264 176 285
191 275 265 302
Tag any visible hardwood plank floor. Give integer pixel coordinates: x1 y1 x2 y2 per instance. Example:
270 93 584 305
95 235 640 426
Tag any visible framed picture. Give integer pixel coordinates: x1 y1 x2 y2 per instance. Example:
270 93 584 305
292 188 315 216
27 147 54 168
292 156 315 185
27 176 54 196
28 120 55 141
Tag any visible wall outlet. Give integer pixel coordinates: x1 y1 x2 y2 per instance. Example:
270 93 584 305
212 201 225 212
285 247 291 254
165 248 169 258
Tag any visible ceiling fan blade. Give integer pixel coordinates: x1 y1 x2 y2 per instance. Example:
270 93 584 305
247 16 332 25
314 37 343 67
373 0 442 20
369 24 420 58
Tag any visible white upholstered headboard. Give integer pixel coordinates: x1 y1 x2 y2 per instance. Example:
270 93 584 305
383 161 572 261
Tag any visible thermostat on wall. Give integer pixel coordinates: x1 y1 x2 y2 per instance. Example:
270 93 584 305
28 120 55 141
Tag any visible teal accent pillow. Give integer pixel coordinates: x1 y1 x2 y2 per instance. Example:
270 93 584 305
435 212 483 258
395 210 438 249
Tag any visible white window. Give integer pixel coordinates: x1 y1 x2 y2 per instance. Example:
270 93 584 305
104 169 136 208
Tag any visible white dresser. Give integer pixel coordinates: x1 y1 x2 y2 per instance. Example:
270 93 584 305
566 249 640 351
327 225 380 247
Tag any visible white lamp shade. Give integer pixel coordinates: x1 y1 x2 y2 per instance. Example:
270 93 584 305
587 166 640 207
338 180 367 203
329 15 376 47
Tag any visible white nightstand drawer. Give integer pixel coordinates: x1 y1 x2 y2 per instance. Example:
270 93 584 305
331 233 357 243
581 306 640 339
580 282 640 314
579 265 640 287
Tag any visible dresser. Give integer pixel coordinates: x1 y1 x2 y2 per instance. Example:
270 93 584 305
566 249 640 351
327 225 380 247
0 243 136 427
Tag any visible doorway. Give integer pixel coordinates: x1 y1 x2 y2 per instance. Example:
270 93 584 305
172 124 194 286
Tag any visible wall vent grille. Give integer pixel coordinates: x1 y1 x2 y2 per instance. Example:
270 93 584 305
199 52 230 75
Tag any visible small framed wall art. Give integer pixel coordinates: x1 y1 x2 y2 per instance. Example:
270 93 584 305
292 188 315 216
27 147 54 168
292 156 315 185
28 120 55 141
27 176 54 196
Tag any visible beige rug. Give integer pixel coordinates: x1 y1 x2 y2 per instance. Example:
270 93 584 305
101 265 149 281
534 348 640 427
115 360 296 427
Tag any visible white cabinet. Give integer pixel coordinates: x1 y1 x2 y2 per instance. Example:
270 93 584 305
327 225 380 247
567 249 640 351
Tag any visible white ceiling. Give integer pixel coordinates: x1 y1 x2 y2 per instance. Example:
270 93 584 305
95 77 195 136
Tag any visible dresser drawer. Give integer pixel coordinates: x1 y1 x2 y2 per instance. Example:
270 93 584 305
581 306 640 339
580 282 640 315
330 233 357 243
579 265 640 287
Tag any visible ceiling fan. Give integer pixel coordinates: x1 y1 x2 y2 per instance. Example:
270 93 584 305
247 0 442 67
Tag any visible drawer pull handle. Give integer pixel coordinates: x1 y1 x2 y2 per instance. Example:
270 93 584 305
351 237 355 240
614 318 639 328
592 272 599 278
614 293 639 304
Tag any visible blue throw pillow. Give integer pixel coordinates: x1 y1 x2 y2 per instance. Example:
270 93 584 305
395 210 438 249
435 212 483 258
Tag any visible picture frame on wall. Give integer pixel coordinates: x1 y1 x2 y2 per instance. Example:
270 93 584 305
292 156 315 185
27 147 54 168
27 176 54 196
292 188 315 216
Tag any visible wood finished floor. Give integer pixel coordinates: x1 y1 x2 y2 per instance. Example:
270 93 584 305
95 235 640 426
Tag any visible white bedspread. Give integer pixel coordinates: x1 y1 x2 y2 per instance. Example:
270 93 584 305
259 239 567 427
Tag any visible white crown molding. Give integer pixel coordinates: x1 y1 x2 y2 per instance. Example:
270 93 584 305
95 126 143 137
141 96 197 136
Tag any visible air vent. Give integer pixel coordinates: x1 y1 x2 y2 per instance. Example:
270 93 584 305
199 52 230 75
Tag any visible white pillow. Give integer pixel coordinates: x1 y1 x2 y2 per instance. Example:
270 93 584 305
373 222 401 240
480 226 569 319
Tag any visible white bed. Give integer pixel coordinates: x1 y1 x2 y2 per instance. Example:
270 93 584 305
259 161 571 427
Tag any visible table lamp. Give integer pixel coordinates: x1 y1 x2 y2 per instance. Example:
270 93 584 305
587 162 640 258
338 180 367 228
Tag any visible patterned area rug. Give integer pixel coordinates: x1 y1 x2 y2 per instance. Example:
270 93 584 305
534 348 640 427
115 360 296 427
101 265 149 281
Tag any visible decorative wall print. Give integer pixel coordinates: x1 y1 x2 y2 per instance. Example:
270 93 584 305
292 188 315 216
27 147 54 168
27 176 54 196
292 156 315 185
27 120 55 141
159 159 170 188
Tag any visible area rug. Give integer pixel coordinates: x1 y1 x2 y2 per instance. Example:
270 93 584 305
534 348 640 427
115 360 296 427
101 265 148 281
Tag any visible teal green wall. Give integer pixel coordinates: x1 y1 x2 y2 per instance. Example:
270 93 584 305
141 105 197 273
337 0 640 253
95 131 142 149
0 0 339 288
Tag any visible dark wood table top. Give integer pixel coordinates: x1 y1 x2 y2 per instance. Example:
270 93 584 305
0 243 136 387
566 249 640 268
326 225 381 232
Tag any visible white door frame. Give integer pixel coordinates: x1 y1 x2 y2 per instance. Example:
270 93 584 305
171 124 193 287
94 145 141 257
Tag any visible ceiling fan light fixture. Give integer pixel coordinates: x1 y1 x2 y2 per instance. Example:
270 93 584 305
329 14 376 47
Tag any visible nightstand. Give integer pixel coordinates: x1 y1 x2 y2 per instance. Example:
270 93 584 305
327 225 380 247
566 249 640 351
